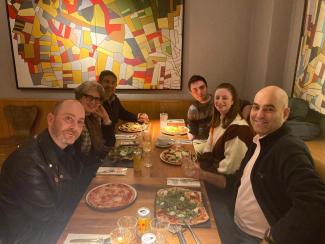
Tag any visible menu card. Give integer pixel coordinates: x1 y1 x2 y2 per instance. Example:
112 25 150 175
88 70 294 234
167 177 200 187
96 167 127 176
64 233 110 244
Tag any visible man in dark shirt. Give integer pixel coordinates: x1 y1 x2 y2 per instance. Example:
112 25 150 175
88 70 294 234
187 75 213 140
198 86 325 244
0 100 85 244
98 70 149 146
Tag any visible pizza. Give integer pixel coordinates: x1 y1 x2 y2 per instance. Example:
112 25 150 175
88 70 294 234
161 125 189 135
118 122 146 133
155 187 209 225
86 183 137 210
160 148 191 165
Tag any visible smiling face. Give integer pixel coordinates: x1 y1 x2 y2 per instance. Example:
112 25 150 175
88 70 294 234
100 75 117 99
189 80 209 103
47 100 85 149
79 88 102 113
214 88 234 117
250 86 290 136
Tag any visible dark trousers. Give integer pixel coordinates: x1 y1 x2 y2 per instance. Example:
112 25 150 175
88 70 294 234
205 182 261 244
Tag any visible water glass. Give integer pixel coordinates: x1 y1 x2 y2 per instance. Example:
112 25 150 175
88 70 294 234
150 218 170 244
181 155 196 177
117 216 138 242
110 227 131 244
142 139 152 167
160 113 168 129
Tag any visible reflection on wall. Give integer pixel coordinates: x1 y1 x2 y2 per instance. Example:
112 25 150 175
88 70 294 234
6 0 184 90
294 0 325 115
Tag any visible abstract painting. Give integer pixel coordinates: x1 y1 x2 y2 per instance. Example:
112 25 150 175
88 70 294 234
6 0 184 89
293 0 325 115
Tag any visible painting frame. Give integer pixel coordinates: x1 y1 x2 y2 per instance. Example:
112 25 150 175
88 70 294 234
5 0 184 90
293 0 325 115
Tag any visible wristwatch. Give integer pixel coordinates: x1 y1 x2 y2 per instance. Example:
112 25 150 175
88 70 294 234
264 228 275 244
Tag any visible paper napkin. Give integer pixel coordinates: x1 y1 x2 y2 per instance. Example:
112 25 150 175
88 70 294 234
115 134 137 140
64 233 110 244
167 177 200 187
96 167 127 176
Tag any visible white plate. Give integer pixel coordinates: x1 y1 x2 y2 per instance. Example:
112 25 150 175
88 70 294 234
155 141 173 148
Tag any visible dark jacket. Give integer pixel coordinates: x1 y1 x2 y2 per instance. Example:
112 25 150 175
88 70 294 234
0 130 83 244
228 124 325 244
102 94 137 146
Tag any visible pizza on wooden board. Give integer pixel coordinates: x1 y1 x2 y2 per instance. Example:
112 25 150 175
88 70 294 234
86 183 137 210
118 122 146 132
160 148 191 165
155 187 209 225
161 125 189 135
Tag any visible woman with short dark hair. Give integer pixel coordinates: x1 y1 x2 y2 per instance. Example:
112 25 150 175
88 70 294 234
75 81 113 159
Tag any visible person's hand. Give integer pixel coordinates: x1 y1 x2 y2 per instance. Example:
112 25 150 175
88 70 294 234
192 161 201 179
187 132 194 140
95 105 112 125
137 113 149 123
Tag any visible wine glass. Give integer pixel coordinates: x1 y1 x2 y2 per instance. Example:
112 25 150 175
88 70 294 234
181 154 196 177
117 216 138 242
150 218 170 244
110 227 131 244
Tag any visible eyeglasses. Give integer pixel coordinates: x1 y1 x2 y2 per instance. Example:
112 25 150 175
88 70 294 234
83 94 101 104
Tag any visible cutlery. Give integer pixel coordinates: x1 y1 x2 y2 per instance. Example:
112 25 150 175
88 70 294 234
183 220 201 244
69 237 110 243
169 224 187 244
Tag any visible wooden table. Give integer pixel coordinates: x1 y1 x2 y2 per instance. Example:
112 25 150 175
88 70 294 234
57 120 221 243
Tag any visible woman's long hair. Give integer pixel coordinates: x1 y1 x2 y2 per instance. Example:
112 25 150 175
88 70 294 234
211 83 240 129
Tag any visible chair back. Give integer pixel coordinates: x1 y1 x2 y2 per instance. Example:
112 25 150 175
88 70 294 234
4 105 38 138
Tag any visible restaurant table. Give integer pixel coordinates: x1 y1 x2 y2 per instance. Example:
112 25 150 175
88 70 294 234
57 120 221 244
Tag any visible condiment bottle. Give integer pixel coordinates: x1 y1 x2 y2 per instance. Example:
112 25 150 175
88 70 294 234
137 207 151 235
141 232 156 244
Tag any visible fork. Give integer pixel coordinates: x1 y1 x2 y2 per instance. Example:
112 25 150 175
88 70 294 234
169 224 187 244
183 219 201 244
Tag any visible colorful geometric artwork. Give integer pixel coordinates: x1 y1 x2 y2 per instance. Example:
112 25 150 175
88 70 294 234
6 0 184 89
293 0 325 115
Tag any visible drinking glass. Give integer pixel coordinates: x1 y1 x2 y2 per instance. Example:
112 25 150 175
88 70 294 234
133 148 142 172
117 216 138 242
150 218 170 244
110 227 131 244
143 141 152 167
160 113 168 129
142 129 152 167
181 154 196 177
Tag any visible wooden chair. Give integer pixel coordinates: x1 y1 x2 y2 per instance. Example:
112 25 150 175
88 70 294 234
4 105 38 139
0 105 38 170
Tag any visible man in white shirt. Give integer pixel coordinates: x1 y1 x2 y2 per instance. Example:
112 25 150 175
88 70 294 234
198 86 325 244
